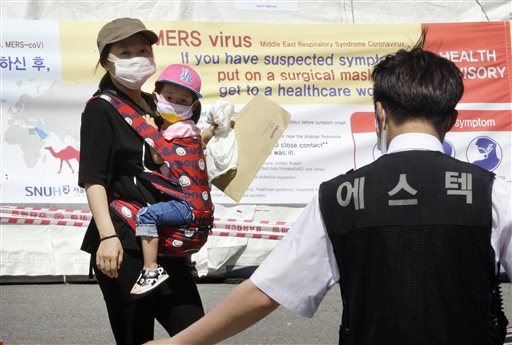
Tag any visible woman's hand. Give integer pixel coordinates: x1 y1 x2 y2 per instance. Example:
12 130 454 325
84 183 124 279
96 236 124 278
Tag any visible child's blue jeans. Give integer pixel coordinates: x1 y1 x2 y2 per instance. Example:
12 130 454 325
135 200 194 238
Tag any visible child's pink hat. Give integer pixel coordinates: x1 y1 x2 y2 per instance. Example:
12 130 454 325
156 64 202 99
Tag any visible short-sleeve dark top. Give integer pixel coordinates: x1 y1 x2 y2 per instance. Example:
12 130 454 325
78 81 163 254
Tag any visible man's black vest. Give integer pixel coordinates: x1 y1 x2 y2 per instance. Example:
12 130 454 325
319 150 506 345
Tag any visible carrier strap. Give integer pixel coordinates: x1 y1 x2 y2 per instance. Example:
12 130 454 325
89 93 214 256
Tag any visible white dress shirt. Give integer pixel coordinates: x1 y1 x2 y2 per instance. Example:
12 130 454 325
251 133 512 318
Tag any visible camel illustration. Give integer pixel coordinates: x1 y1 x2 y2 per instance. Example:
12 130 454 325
45 146 80 173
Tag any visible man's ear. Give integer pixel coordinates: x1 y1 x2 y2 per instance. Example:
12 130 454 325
375 101 386 130
152 92 158 103
445 109 458 133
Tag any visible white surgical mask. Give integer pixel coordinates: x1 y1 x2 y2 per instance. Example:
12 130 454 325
375 111 388 154
155 93 194 123
109 56 156 90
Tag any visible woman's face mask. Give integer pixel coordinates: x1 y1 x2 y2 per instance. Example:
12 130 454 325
155 93 194 123
108 56 156 90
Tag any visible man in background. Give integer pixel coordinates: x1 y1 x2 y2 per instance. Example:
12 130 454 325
148 37 511 345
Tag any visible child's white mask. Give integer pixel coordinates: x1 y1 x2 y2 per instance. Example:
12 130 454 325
155 93 194 123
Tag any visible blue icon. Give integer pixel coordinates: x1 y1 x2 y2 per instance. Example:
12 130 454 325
442 140 456 157
466 136 502 171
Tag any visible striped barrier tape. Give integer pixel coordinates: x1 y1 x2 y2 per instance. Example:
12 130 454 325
211 229 285 241
0 206 290 240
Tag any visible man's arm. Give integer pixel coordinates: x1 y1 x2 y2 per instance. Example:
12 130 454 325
492 177 512 280
147 279 279 344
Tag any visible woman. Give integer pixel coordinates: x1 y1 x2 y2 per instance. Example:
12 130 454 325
78 17 204 345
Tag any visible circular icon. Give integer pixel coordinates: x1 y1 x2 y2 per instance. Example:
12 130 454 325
442 139 456 158
176 147 186 156
145 138 155 148
173 240 183 247
121 206 133 218
466 136 502 171
184 230 195 238
124 117 132 126
198 159 206 171
202 191 209 201
179 176 191 187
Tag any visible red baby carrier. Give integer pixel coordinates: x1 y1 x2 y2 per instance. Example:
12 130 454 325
90 92 214 256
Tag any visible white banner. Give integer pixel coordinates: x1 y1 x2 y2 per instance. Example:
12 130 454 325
2 19 510 204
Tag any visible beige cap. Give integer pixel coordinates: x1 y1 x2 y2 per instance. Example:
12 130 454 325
97 17 159 55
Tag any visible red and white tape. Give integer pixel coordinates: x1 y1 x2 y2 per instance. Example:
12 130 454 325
0 206 290 240
0 205 91 227
211 230 284 240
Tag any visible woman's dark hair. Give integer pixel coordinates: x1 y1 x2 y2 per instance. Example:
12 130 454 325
372 32 464 131
95 43 113 92
154 81 202 124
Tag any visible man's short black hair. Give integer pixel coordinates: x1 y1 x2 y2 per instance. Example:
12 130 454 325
372 39 464 130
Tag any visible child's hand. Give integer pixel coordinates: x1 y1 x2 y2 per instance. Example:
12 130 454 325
201 124 217 149
143 114 158 130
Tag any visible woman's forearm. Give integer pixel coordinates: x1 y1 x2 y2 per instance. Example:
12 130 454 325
84 183 116 237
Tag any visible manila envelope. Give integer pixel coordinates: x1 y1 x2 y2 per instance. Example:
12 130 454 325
212 95 291 202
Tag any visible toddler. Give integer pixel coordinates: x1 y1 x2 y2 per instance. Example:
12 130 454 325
131 64 214 296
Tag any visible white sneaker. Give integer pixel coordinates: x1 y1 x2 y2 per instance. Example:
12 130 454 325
130 265 169 296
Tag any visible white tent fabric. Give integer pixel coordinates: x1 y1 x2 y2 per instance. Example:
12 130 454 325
2 1 509 23
1 0 510 278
